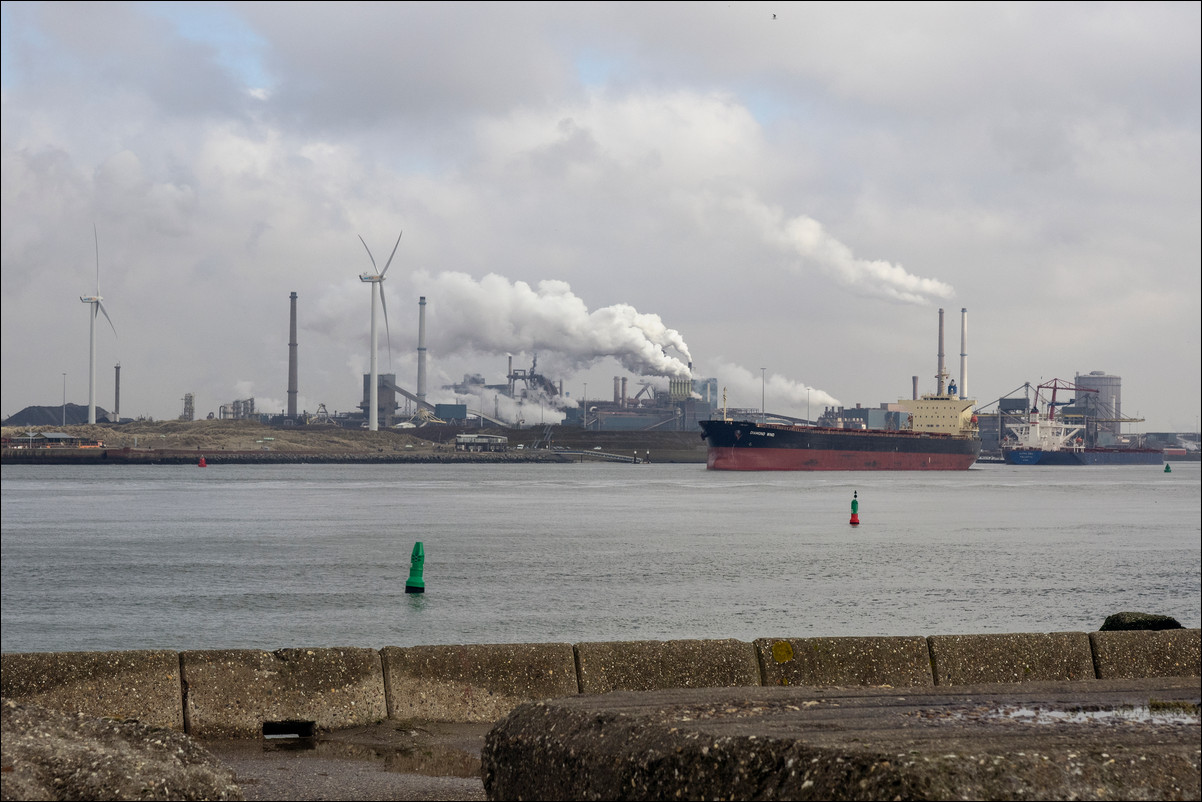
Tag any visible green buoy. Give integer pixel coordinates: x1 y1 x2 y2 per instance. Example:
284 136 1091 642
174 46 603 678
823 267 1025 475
405 541 425 593
1164 463 1171 473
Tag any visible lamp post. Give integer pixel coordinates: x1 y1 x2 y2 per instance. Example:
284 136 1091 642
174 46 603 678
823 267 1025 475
760 368 766 424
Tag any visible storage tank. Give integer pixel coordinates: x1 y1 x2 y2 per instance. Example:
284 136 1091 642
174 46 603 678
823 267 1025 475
1074 370 1121 437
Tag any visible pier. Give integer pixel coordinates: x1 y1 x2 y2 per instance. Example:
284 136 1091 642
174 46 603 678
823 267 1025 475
2 629 1198 800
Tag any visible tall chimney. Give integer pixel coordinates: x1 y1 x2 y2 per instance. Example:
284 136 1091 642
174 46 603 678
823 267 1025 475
936 308 946 396
417 296 427 405
114 363 121 422
287 292 298 419
959 307 968 400
621 377 628 407
613 376 620 404
912 375 919 401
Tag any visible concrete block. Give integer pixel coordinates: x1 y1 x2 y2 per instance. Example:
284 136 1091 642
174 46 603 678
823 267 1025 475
381 643 578 723
575 639 759 695
1090 629 1201 679
483 679 1202 802
180 647 386 738
756 636 933 687
0 650 183 731
928 633 1095 685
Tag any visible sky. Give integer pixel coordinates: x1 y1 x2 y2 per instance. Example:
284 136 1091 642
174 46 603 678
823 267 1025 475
2 1 1199 431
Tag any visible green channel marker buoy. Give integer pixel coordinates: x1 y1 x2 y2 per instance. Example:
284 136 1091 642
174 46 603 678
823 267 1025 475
405 541 425 594
1164 463 1171 473
849 491 860 526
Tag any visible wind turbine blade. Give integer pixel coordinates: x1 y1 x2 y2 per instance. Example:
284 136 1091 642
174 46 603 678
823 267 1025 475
97 301 117 338
93 224 101 294
380 286 393 370
358 235 377 273
380 231 403 278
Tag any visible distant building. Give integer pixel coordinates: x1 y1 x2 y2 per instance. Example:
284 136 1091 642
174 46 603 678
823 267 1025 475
455 433 508 452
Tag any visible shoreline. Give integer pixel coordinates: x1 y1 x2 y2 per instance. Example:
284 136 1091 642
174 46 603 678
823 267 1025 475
0 447 581 465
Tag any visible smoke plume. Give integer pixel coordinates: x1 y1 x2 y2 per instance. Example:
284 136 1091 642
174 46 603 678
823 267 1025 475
708 359 841 418
413 271 693 378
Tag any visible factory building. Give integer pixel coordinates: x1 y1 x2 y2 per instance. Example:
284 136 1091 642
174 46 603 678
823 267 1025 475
358 374 399 427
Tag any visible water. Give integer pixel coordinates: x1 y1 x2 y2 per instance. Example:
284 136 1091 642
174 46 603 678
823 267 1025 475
2 461 1198 654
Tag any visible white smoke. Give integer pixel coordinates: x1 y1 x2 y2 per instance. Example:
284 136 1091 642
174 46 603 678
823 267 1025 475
413 271 693 379
441 386 567 427
706 359 841 419
729 195 954 304
784 216 954 304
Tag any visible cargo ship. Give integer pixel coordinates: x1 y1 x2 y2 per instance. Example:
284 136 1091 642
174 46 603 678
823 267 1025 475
700 309 982 471
699 391 981 471
1001 400 1162 466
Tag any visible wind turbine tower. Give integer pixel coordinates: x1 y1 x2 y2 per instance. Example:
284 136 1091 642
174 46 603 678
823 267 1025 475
358 231 402 431
81 226 117 425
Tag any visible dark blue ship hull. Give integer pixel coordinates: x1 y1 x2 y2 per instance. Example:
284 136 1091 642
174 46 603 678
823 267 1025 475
1003 448 1163 466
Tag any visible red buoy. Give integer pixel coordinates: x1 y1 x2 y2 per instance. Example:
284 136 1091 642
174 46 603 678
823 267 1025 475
849 491 860 526
198 456 207 467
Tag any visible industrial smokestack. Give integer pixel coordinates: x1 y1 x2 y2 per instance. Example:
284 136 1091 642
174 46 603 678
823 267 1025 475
936 308 946 396
613 376 620 404
417 296 427 405
959 308 968 400
912 375 919 401
114 363 120 422
621 377 628 407
287 292 298 419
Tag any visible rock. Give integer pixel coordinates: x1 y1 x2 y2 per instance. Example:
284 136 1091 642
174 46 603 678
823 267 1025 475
1100 612 1184 631
0 698 243 801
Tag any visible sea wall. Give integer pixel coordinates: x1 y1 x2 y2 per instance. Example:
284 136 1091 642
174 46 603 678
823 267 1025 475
2 630 1198 739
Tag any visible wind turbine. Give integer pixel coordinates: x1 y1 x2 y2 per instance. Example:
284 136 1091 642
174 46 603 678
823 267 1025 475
358 231 402 431
80 226 117 425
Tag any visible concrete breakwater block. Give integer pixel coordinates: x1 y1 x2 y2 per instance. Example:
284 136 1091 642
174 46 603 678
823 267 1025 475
756 636 933 688
575 639 760 694
381 643 577 722
180 648 386 738
1091 629 1202 679
0 650 183 731
928 632 1094 685
482 679 1202 801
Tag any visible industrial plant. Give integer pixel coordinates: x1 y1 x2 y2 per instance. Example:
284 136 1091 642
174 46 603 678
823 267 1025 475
3 278 1195 465
266 290 716 433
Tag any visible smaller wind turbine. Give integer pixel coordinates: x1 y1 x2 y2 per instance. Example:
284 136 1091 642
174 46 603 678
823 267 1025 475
358 231 402 431
80 225 117 425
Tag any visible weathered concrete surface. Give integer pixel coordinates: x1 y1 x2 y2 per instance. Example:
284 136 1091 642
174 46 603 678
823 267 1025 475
0 698 242 801
575 639 759 694
180 648 386 739
381 643 577 723
0 650 183 731
1092 629 1202 679
756 636 932 688
482 679 1202 801
928 632 1095 685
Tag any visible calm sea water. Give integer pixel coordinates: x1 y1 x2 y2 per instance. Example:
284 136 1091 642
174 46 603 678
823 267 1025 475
1 461 1198 654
